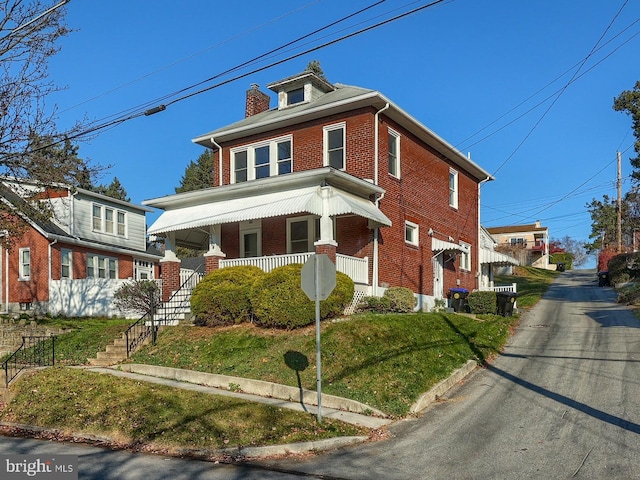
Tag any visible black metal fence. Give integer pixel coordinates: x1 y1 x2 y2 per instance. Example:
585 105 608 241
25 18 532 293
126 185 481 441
2 336 56 387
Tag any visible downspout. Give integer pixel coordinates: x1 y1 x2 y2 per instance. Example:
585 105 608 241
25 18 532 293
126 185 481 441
0 231 7 313
48 239 58 309
372 103 390 296
210 137 223 187
478 174 492 289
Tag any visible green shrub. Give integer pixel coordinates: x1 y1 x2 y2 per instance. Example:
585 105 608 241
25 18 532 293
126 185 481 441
608 252 640 286
383 287 416 312
191 265 265 327
468 291 497 314
250 264 354 329
358 295 392 313
550 252 573 270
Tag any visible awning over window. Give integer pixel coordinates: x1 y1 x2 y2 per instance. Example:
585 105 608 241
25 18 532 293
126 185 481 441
432 237 468 255
480 248 519 266
147 186 391 235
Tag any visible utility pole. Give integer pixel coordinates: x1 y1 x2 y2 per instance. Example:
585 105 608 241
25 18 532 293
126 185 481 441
618 151 622 253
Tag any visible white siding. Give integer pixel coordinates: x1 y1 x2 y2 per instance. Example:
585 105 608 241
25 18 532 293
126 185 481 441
49 278 137 318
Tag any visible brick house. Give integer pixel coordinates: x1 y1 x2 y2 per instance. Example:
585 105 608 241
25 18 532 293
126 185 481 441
0 179 161 316
144 70 495 310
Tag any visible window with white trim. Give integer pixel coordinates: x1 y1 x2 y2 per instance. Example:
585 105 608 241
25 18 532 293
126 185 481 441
232 136 293 183
134 259 154 280
19 248 30 279
61 249 72 279
323 123 345 170
405 221 419 246
87 254 117 279
239 220 262 258
460 242 471 271
92 203 127 237
287 216 321 254
449 169 458 209
287 87 304 105
388 129 400 178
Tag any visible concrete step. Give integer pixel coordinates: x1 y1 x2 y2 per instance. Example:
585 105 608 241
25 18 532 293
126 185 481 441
105 344 127 355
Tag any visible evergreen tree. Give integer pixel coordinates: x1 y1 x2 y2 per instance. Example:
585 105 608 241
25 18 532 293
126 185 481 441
613 81 640 182
307 60 326 80
94 177 130 202
175 149 214 193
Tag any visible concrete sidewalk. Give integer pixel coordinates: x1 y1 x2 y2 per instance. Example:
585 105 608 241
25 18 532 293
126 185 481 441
85 365 393 429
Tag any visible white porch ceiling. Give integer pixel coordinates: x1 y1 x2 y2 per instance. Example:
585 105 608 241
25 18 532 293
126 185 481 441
147 186 391 235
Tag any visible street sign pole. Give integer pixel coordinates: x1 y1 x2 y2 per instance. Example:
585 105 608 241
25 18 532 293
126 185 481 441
314 254 322 423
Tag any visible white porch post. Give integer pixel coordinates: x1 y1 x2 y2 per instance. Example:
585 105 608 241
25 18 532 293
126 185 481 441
205 225 225 256
162 232 179 262
315 187 337 263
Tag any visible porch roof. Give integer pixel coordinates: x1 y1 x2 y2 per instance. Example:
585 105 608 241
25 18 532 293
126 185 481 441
147 185 391 235
480 248 519 266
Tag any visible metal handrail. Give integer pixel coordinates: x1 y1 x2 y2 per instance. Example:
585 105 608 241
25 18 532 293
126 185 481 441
124 265 204 357
2 336 55 387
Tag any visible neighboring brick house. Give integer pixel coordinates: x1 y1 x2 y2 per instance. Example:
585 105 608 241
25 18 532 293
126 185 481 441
486 220 550 269
0 179 161 316
144 70 495 310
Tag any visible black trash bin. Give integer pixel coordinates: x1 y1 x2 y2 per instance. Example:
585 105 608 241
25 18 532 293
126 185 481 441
598 271 609 287
556 262 565 272
496 291 518 316
449 288 469 313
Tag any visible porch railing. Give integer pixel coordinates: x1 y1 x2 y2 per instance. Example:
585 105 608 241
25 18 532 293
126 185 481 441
220 253 369 284
2 336 55 387
480 283 517 293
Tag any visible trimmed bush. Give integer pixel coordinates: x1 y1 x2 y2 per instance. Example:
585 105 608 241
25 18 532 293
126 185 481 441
358 295 392 313
608 252 640 286
383 287 416 313
191 265 265 327
250 263 354 329
468 291 497 315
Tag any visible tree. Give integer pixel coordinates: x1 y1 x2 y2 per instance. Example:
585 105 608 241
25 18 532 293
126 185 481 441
552 236 589 268
113 280 161 318
0 2 102 244
175 149 213 193
613 81 640 182
585 195 620 253
306 59 326 80
94 177 130 202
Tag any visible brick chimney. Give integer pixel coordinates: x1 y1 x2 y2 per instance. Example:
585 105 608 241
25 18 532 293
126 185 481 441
245 84 270 118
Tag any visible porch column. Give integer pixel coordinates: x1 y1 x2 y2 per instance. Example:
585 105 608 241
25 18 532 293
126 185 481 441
160 232 181 302
204 225 226 274
315 186 338 263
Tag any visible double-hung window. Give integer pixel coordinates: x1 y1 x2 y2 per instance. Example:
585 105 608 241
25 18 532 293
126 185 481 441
19 248 30 280
61 249 72 279
405 221 419 247
324 123 345 170
87 254 117 279
449 169 459 209
232 136 293 183
388 129 400 177
92 203 127 237
287 216 321 254
460 242 471 271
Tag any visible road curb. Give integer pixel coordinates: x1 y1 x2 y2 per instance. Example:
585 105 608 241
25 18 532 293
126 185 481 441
409 360 478 414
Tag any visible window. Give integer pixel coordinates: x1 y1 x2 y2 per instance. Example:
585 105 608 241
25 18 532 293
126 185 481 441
134 259 154 280
287 216 321 253
287 87 304 105
61 249 72 279
87 254 117 279
510 238 525 246
92 203 127 237
105 208 114 234
239 220 262 258
19 248 30 279
388 129 400 177
449 169 458 209
324 123 345 170
231 136 293 183
405 221 419 246
460 242 471 271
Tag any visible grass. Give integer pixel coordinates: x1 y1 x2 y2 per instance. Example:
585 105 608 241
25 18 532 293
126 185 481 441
35 317 131 365
129 312 518 417
1 367 367 452
495 265 559 310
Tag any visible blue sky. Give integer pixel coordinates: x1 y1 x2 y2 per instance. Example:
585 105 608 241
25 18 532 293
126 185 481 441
46 1 640 268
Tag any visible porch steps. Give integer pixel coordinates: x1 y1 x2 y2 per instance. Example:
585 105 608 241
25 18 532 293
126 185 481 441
152 288 194 326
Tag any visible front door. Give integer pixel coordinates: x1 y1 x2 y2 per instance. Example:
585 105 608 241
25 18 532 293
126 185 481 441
433 254 444 298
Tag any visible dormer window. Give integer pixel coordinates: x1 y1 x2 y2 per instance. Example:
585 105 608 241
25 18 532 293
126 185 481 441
287 88 305 106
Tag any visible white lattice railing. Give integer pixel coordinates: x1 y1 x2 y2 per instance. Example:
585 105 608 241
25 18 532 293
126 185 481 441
219 253 369 285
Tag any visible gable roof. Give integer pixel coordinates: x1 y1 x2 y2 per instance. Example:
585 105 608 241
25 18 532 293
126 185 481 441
192 81 493 182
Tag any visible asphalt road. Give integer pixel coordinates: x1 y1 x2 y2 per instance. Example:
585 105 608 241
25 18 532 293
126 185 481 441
2 269 639 479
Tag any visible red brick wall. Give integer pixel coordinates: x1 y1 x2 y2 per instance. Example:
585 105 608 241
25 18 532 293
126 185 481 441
210 106 480 297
